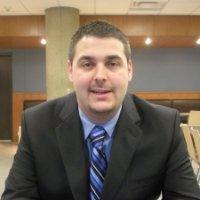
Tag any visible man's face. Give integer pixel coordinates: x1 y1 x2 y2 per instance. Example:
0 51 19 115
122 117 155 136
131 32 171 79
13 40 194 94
68 36 133 123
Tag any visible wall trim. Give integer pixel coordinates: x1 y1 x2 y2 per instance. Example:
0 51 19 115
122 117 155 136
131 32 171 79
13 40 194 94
135 91 200 100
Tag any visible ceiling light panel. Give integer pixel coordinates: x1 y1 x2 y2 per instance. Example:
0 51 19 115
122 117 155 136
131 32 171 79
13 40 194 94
129 0 169 11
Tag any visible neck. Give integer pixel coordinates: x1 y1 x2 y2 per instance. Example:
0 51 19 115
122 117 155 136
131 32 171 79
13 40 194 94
79 107 122 125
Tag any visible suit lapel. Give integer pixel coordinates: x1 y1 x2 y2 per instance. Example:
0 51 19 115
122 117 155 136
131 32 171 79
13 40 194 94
102 95 143 200
55 94 89 200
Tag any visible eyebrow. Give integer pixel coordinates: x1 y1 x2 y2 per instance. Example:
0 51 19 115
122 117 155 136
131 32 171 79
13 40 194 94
78 55 122 62
105 55 122 60
78 56 94 61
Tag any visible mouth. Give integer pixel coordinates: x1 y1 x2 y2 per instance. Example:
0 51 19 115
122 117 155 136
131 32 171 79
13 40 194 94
90 88 112 95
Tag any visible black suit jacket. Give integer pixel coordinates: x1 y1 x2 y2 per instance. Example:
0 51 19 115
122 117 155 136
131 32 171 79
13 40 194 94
2 93 200 200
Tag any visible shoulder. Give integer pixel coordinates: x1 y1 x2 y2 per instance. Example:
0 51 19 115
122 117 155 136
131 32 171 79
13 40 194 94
23 92 78 122
124 94 182 151
132 93 178 117
124 93 180 127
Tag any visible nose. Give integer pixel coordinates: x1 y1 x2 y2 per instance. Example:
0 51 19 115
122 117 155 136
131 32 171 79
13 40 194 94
94 64 107 83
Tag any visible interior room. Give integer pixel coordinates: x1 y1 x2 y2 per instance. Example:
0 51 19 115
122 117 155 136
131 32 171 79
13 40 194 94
0 0 200 198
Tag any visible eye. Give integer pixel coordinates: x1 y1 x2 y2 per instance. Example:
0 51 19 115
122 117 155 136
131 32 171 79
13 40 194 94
106 60 121 69
110 62 118 67
80 60 95 69
83 62 91 68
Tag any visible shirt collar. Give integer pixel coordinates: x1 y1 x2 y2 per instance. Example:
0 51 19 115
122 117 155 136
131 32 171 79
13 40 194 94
78 107 122 140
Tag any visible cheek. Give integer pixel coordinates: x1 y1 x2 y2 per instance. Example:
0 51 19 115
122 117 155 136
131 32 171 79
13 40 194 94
113 72 130 86
73 73 91 88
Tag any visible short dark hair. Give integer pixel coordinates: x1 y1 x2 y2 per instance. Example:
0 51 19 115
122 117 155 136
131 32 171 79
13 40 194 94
68 20 131 62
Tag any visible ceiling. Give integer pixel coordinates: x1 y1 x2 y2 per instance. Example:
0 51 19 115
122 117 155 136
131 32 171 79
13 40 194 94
0 0 200 16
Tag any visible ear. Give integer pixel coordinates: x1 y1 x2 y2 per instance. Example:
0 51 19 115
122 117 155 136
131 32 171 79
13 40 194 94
67 60 73 82
127 59 134 81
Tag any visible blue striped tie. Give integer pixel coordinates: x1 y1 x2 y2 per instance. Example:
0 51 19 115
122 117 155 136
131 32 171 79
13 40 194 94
89 126 107 200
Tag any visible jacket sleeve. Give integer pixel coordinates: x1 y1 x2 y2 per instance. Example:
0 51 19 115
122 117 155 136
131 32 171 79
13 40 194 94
162 111 200 199
1 113 40 200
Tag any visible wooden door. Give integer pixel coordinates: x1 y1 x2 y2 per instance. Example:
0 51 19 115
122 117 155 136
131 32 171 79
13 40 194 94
0 56 12 140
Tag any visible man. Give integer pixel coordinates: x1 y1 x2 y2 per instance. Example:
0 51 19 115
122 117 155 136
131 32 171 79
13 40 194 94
1 20 200 200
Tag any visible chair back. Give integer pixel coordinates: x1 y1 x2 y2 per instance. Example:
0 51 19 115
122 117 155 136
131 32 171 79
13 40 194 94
180 124 197 161
188 110 200 126
190 128 200 163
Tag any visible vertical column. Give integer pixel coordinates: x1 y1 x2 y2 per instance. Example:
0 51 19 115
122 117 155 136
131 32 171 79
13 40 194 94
45 7 79 100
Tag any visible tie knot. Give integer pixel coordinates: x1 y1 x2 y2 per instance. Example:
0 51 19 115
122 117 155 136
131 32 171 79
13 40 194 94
89 125 106 148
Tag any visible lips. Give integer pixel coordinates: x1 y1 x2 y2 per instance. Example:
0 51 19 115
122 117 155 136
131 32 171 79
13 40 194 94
90 88 112 99
90 88 111 94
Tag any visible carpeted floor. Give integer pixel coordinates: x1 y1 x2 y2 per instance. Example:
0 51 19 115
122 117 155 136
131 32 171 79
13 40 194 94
0 142 17 196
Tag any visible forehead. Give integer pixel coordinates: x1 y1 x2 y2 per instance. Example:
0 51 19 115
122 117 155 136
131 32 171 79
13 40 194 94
73 36 125 59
